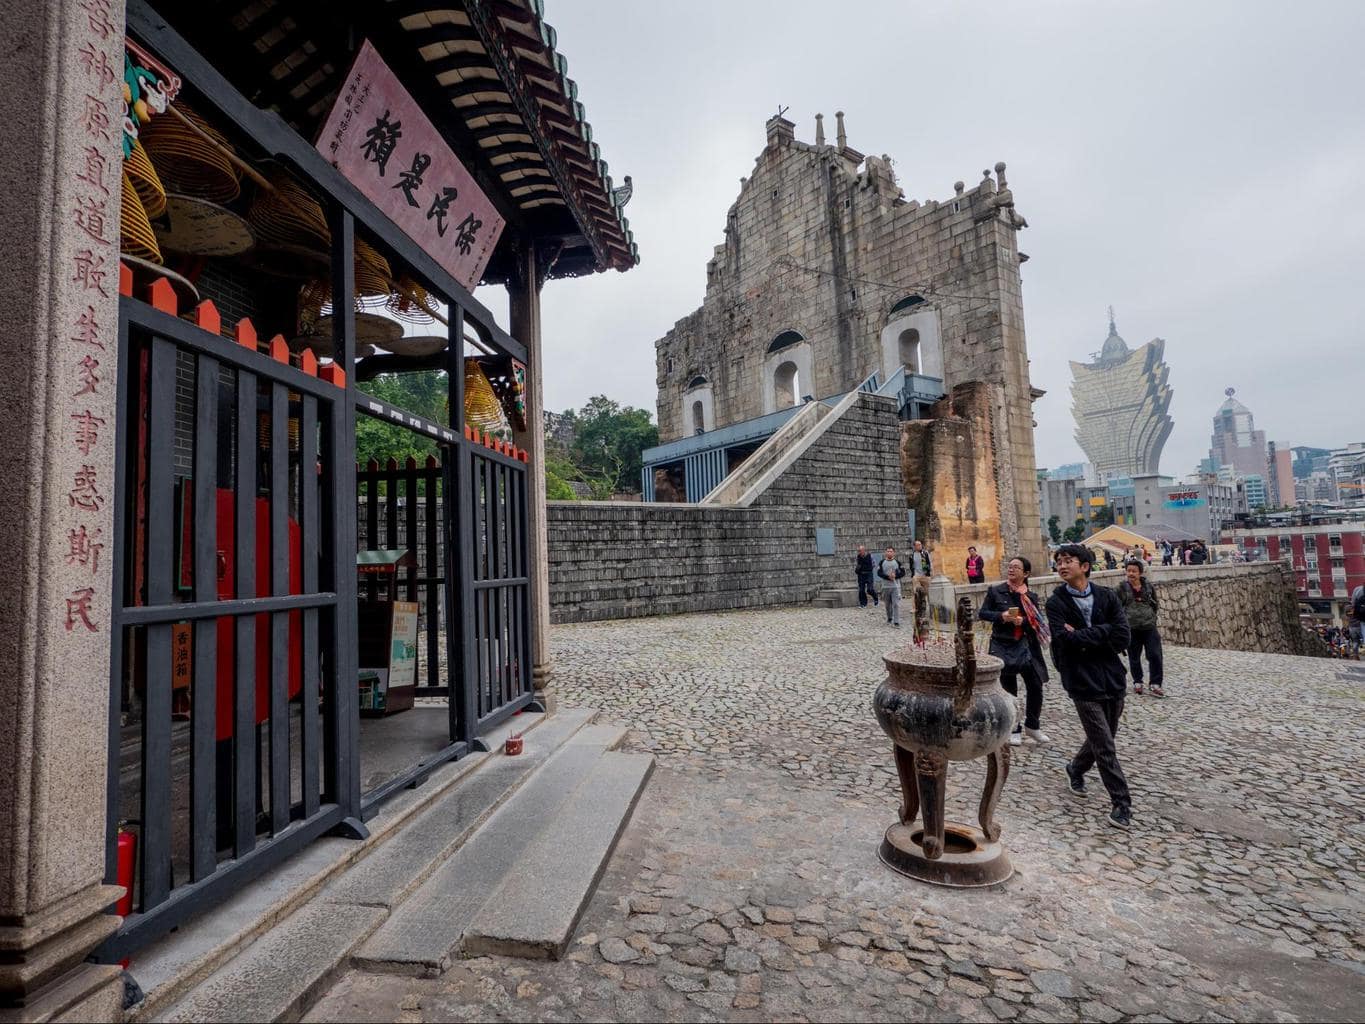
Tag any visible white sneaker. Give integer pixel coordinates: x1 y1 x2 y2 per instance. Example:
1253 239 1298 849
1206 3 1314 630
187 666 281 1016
1024 727 1050 745
1008 731 1022 746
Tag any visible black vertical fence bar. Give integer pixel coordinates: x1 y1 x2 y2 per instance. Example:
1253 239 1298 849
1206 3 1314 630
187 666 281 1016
234 368 257 857
329 206 361 819
404 457 418 602
320 399 340 804
364 460 378 602
300 394 320 819
191 354 220 881
488 460 502 708
385 457 398 554
105 311 131 885
520 468 531 696
423 455 439 691
141 336 176 910
268 382 289 833
447 306 474 745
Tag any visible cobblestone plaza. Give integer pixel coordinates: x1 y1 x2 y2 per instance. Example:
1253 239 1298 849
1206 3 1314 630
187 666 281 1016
313 606 1365 1022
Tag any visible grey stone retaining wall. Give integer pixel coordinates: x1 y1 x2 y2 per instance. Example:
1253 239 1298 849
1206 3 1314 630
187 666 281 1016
954 561 1325 657
548 394 907 623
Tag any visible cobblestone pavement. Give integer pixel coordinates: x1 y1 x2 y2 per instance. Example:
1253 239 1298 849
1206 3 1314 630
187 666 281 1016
311 606 1365 1022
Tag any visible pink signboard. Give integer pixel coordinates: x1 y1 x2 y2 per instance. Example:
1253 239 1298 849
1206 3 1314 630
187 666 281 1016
316 40 505 292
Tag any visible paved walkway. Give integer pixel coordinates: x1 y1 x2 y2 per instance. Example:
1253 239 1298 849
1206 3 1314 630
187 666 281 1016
311 606 1365 1022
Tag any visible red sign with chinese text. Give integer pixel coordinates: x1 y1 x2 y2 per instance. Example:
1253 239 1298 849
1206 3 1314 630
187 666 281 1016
315 41 505 292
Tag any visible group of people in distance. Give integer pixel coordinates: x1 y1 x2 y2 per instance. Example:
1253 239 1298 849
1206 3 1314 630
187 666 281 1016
852 541 1169 831
854 542 934 628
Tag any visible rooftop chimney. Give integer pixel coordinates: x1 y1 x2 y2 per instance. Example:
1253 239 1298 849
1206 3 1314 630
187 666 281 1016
765 114 795 147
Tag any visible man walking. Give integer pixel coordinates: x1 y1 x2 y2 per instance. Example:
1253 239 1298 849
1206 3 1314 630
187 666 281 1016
965 545 986 584
855 544 878 608
877 546 905 627
1047 543 1133 830
1118 560 1164 696
909 539 933 606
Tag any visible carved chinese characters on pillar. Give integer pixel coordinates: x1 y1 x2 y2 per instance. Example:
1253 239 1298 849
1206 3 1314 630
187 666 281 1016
56 0 124 636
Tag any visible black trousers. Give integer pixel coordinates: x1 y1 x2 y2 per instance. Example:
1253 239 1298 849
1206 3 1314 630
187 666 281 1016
999 663 1043 731
1128 627 1164 687
857 573 878 606
1071 696 1130 809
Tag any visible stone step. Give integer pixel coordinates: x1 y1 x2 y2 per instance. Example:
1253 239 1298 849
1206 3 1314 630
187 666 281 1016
159 902 385 1024
351 727 631 975
462 751 653 960
323 709 601 912
133 709 597 1022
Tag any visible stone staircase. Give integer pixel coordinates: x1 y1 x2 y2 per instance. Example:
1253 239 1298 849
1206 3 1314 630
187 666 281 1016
130 708 652 1023
811 586 860 608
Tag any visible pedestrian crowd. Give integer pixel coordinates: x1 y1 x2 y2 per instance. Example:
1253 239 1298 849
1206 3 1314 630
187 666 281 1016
850 540 1174 832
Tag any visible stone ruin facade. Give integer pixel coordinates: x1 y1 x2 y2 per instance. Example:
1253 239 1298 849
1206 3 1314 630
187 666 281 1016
653 112 1046 571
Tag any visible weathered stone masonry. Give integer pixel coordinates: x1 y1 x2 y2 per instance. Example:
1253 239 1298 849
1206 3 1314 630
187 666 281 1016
652 114 1044 569
549 394 906 622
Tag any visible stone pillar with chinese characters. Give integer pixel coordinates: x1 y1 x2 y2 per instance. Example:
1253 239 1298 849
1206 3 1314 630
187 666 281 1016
0 0 127 1017
508 237 555 713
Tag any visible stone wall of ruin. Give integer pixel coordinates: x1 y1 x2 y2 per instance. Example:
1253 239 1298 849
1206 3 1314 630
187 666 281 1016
652 117 1044 568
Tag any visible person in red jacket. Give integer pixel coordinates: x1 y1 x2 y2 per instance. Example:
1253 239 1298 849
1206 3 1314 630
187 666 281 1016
965 546 986 584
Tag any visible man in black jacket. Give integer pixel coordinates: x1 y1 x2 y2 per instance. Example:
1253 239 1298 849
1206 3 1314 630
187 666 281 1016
1046 543 1133 829
854 545 878 608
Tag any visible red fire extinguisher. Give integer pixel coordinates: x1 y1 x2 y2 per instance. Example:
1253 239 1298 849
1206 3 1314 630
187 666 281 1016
116 827 137 968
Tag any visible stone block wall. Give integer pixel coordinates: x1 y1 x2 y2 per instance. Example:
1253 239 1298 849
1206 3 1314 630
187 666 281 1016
549 393 906 622
955 562 1325 657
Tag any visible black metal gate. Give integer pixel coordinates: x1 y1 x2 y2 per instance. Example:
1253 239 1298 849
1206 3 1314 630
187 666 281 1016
104 289 358 959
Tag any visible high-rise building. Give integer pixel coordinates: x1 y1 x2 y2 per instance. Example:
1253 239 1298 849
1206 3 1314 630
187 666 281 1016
1266 441 1295 508
1291 446 1331 479
1069 311 1173 482
1208 388 1268 481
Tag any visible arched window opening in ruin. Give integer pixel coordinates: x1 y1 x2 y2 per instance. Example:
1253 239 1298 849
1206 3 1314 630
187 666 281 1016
692 400 705 435
768 330 804 354
688 374 709 389
898 328 921 374
774 361 800 408
889 295 925 318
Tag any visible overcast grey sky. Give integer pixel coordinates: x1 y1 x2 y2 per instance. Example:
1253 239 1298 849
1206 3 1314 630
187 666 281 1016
491 0 1365 476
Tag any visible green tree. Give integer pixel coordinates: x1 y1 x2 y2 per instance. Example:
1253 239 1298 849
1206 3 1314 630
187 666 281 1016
568 395 658 496
1093 505 1115 527
1062 518 1087 543
1047 515 1062 544
355 371 447 471
545 453 580 501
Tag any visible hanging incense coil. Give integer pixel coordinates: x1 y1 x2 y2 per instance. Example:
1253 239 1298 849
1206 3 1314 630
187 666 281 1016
386 275 442 326
353 237 393 298
464 358 508 435
140 102 241 204
125 139 167 219
247 170 330 255
119 171 162 264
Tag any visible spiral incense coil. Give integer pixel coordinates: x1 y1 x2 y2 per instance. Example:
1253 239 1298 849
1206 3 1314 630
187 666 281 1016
247 171 330 254
386 275 442 326
125 139 167 219
353 237 393 298
464 358 508 435
119 172 162 264
140 102 241 204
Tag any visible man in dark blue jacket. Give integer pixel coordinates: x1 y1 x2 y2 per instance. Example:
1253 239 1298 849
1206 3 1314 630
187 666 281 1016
1046 543 1133 829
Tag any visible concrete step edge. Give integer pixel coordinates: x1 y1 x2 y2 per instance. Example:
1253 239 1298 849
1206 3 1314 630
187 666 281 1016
461 751 655 961
128 708 595 1021
347 738 624 975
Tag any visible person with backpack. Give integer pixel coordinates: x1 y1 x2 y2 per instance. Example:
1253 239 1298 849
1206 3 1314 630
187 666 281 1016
877 546 906 627
1047 543 1133 830
978 555 1050 746
1352 584 1365 647
1118 560 1164 697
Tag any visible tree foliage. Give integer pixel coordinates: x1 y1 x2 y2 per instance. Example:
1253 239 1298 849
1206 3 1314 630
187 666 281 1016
1047 515 1062 544
355 371 447 470
565 395 658 498
1062 517 1087 543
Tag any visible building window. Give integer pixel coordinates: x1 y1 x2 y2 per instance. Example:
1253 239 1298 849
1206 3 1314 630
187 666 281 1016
898 328 920 374
692 401 705 436
1304 537 1316 550
1306 558 1318 571
1329 534 1342 546
774 360 800 408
